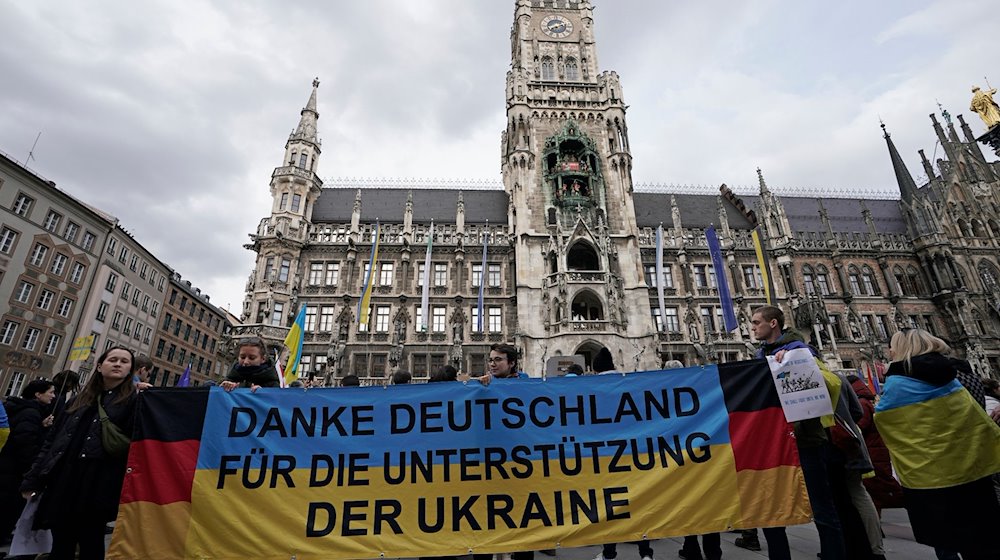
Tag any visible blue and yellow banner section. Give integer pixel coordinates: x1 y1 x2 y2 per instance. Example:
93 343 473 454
108 361 810 560
874 376 1000 490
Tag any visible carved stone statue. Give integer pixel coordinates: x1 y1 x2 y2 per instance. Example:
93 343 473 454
394 319 406 344
970 86 1000 130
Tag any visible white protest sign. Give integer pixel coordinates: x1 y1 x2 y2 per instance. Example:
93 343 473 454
766 348 834 422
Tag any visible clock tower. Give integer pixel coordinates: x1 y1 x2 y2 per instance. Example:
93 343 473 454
503 0 656 373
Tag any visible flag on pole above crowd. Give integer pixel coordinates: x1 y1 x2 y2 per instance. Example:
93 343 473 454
655 224 667 332
177 363 192 388
706 225 738 332
751 227 775 305
420 222 433 332
358 222 381 326
283 304 307 386
477 223 488 332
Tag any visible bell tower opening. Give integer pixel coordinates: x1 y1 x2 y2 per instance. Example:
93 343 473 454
571 289 604 321
567 240 599 271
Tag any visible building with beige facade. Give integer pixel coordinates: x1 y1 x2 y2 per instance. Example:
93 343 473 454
0 150 114 395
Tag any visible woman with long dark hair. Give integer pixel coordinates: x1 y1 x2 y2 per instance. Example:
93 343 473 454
20 347 138 560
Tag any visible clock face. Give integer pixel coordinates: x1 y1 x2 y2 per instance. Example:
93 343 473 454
541 15 573 39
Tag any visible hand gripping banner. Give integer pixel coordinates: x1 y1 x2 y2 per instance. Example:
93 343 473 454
108 360 810 560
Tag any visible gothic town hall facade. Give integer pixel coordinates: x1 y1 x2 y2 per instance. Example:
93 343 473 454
237 0 1000 384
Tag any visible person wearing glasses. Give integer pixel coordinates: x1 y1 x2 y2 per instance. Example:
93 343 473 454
478 343 529 384
473 343 533 560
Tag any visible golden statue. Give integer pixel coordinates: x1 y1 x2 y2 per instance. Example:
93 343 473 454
970 85 1000 130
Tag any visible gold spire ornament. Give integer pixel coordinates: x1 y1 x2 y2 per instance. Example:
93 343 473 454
970 84 1000 129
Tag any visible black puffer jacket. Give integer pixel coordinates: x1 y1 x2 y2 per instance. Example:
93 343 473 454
225 361 280 388
20 390 136 494
0 397 46 484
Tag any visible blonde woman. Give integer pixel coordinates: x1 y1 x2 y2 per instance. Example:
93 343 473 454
874 328 1000 559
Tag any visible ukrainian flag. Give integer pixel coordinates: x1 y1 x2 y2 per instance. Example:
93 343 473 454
282 305 307 386
357 222 381 326
874 376 1000 489
0 401 9 451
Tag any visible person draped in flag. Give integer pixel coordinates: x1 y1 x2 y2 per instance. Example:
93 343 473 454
875 328 1000 559
220 337 280 392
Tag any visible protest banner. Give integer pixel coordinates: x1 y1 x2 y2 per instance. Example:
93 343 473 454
108 360 810 560
766 348 834 422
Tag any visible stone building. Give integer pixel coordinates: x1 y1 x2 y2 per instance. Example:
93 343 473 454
70 224 172 381
0 150 114 395
149 273 230 387
238 0 999 383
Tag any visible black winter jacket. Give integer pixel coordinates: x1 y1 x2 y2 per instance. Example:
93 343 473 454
20 390 136 494
0 397 46 482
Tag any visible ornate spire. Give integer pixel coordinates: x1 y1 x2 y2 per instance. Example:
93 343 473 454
292 78 320 144
881 122 919 201
756 168 769 195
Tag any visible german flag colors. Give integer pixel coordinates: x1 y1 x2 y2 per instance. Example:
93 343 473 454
108 362 810 560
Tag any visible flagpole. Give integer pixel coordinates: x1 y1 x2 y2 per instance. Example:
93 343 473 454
477 220 488 334
655 224 667 332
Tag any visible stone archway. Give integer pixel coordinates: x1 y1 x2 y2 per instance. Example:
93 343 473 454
574 340 608 372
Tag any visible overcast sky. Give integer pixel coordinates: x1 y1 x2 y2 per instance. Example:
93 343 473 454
1 1 997 315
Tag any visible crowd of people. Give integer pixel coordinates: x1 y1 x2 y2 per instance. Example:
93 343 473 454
1 307 999 559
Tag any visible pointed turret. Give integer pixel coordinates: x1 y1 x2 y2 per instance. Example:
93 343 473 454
293 78 321 145
882 122 920 201
757 167 770 195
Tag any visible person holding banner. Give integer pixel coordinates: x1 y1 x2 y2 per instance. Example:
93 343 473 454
875 328 1000 559
746 305 846 560
220 337 280 391
20 347 138 560
592 350 655 560
474 343 533 560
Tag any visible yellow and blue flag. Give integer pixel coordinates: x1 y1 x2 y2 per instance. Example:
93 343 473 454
0 400 9 451
875 376 1000 489
358 222 381 326
282 304 307 386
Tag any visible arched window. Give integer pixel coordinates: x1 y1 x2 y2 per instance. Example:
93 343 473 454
848 265 862 296
907 266 924 296
567 241 600 271
570 290 604 321
565 57 579 81
893 265 908 296
861 265 879 295
973 310 986 336
801 265 815 295
979 260 1000 291
816 265 833 296
988 219 1000 238
541 57 555 80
